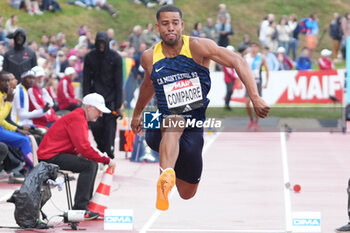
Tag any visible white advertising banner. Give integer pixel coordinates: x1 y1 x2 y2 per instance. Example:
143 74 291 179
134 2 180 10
208 70 345 107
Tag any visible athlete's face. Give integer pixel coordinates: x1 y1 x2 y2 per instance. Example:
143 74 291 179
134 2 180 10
156 12 184 46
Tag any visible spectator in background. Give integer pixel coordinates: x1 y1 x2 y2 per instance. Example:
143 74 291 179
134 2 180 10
83 31 123 159
41 0 62 12
125 42 146 109
107 28 115 43
109 40 118 51
296 47 312 70
75 0 97 9
276 47 293 70
158 0 173 5
60 55 77 73
276 15 291 52
11 70 50 127
217 3 231 24
96 0 118 17
56 32 66 49
78 25 88 36
305 13 319 55
0 142 8 173
24 0 43 15
265 21 278 53
0 16 10 47
329 14 342 62
133 0 156 8
3 29 37 82
244 42 269 131
0 71 34 171
216 16 233 48
86 31 95 50
27 40 38 52
202 17 218 42
28 66 58 128
141 23 158 49
318 49 334 70
40 34 49 51
262 46 279 71
128 25 143 53
341 12 350 60
287 14 299 61
237 34 251 55
191 22 204 37
5 15 18 37
259 14 274 47
57 67 81 111
223 45 238 111
46 74 59 111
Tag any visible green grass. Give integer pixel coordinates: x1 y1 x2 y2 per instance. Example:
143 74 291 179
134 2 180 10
1 0 350 60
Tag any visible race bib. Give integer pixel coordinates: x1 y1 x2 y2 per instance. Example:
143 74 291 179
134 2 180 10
163 77 203 114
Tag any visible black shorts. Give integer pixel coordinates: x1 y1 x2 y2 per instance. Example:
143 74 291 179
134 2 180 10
145 128 204 184
245 82 262 97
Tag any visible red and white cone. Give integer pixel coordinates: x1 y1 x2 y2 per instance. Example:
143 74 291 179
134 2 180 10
88 167 114 217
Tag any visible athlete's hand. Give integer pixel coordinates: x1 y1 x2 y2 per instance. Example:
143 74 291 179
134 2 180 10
252 97 270 118
131 115 142 134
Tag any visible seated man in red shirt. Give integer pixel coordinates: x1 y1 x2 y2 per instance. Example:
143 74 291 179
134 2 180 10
318 49 334 70
57 67 81 111
28 66 59 128
37 93 116 219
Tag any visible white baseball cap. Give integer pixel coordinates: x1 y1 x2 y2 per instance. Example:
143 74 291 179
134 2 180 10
321 49 332 57
277 47 286 53
21 70 35 79
82 93 111 113
31 66 45 77
65 67 76 76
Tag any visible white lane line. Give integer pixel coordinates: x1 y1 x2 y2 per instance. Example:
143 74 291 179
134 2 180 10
139 132 221 233
280 131 292 232
0 192 13 203
148 229 285 233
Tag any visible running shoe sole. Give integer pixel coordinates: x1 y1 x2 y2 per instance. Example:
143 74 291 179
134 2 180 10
156 168 175 211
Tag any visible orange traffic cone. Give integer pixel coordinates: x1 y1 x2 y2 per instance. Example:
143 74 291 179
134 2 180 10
88 167 114 217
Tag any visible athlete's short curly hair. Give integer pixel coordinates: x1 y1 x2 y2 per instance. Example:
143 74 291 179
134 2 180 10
156 5 182 21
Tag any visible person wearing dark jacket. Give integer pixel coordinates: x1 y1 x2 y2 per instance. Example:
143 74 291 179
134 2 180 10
83 31 123 159
329 16 343 61
2 29 37 83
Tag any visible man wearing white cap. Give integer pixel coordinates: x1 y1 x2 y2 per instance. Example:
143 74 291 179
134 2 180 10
28 66 59 128
38 93 116 220
57 67 81 111
11 70 50 127
318 49 334 70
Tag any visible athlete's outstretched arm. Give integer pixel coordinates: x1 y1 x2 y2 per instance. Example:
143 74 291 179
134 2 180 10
131 50 155 133
192 38 270 118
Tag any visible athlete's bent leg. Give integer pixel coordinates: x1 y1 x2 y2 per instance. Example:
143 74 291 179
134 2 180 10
159 115 185 169
156 115 185 210
176 178 199 200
